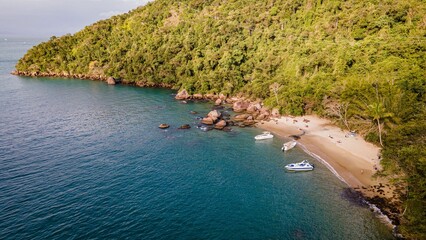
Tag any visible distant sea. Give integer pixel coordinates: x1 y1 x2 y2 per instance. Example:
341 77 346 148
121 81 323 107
0 38 394 239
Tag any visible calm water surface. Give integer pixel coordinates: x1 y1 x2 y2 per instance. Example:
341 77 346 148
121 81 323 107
0 38 394 239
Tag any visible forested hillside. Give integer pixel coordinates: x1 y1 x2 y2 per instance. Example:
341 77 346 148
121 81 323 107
15 0 426 238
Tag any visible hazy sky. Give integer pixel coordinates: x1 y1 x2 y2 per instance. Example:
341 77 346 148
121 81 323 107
0 0 151 38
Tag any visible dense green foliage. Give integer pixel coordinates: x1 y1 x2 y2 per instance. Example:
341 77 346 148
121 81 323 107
16 0 426 237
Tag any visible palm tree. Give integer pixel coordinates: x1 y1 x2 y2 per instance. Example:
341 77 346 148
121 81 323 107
269 82 281 106
366 101 393 147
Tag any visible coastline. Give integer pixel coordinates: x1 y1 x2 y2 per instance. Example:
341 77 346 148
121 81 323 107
257 115 397 199
12 72 402 230
257 115 405 228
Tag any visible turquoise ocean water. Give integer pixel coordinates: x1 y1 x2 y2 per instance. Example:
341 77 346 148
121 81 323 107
0 38 394 239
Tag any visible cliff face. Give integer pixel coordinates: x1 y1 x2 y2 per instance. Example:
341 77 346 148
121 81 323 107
14 1 426 238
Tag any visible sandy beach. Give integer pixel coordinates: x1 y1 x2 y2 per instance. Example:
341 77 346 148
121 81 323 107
257 115 393 198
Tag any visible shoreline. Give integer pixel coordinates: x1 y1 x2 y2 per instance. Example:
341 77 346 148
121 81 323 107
13 73 402 230
257 116 403 227
257 116 384 191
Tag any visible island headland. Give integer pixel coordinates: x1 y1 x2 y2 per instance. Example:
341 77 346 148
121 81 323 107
12 0 426 238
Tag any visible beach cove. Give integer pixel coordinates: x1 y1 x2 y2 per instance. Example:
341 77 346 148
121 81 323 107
258 115 403 225
259 116 382 189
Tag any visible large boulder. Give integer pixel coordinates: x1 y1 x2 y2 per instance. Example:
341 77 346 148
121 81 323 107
204 93 216 100
233 114 251 122
175 89 190 100
243 119 256 126
246 103 261 113
233 101 250 112
193 93 203 99
219 93 227 100
159 123 170 129
208 110 221 121
259 107 270 116
226 97 240 104
201 117 214 125
214 98 222 106
214 120 227 130
255 114 267 120
107 77 116 85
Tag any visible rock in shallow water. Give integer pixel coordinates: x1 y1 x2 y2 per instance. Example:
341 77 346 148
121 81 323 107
178 124 191 129
159 123 170 129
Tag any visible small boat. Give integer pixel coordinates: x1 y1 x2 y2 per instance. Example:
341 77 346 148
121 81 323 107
254 131 274 140
285 160 314 171
282 140 297 151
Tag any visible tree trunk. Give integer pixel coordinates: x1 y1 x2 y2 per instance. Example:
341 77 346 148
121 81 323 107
377 118 383 147
274 91 279 105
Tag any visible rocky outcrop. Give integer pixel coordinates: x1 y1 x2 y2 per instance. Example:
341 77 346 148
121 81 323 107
246 102 261 113
201 109 222 125
259 107 271 116
233 101 250 112
193 93 203 99
170 92 273 130
243 119 256 126
255 114 267 120
175 89 190 100
207 110 221 122
233 114 251 122
204 93 215 100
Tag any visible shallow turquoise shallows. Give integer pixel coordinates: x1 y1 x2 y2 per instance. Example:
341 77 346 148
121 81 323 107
0 39 394 239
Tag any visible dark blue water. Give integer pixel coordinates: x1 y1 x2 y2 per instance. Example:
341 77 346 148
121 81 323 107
0 38 394 239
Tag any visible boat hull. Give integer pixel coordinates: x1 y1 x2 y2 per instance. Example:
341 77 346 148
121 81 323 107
285 167 314 171
285 160 314 171
254 132 273 140
281 141 297 151
255 136 273 140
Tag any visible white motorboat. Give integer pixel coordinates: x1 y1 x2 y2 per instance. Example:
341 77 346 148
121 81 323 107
254 131 274 140
282 140 297 151
285 160 314 171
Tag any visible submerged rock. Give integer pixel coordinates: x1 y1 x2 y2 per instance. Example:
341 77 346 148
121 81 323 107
341 188 368 207
178 124 191 129
197 125 213 132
